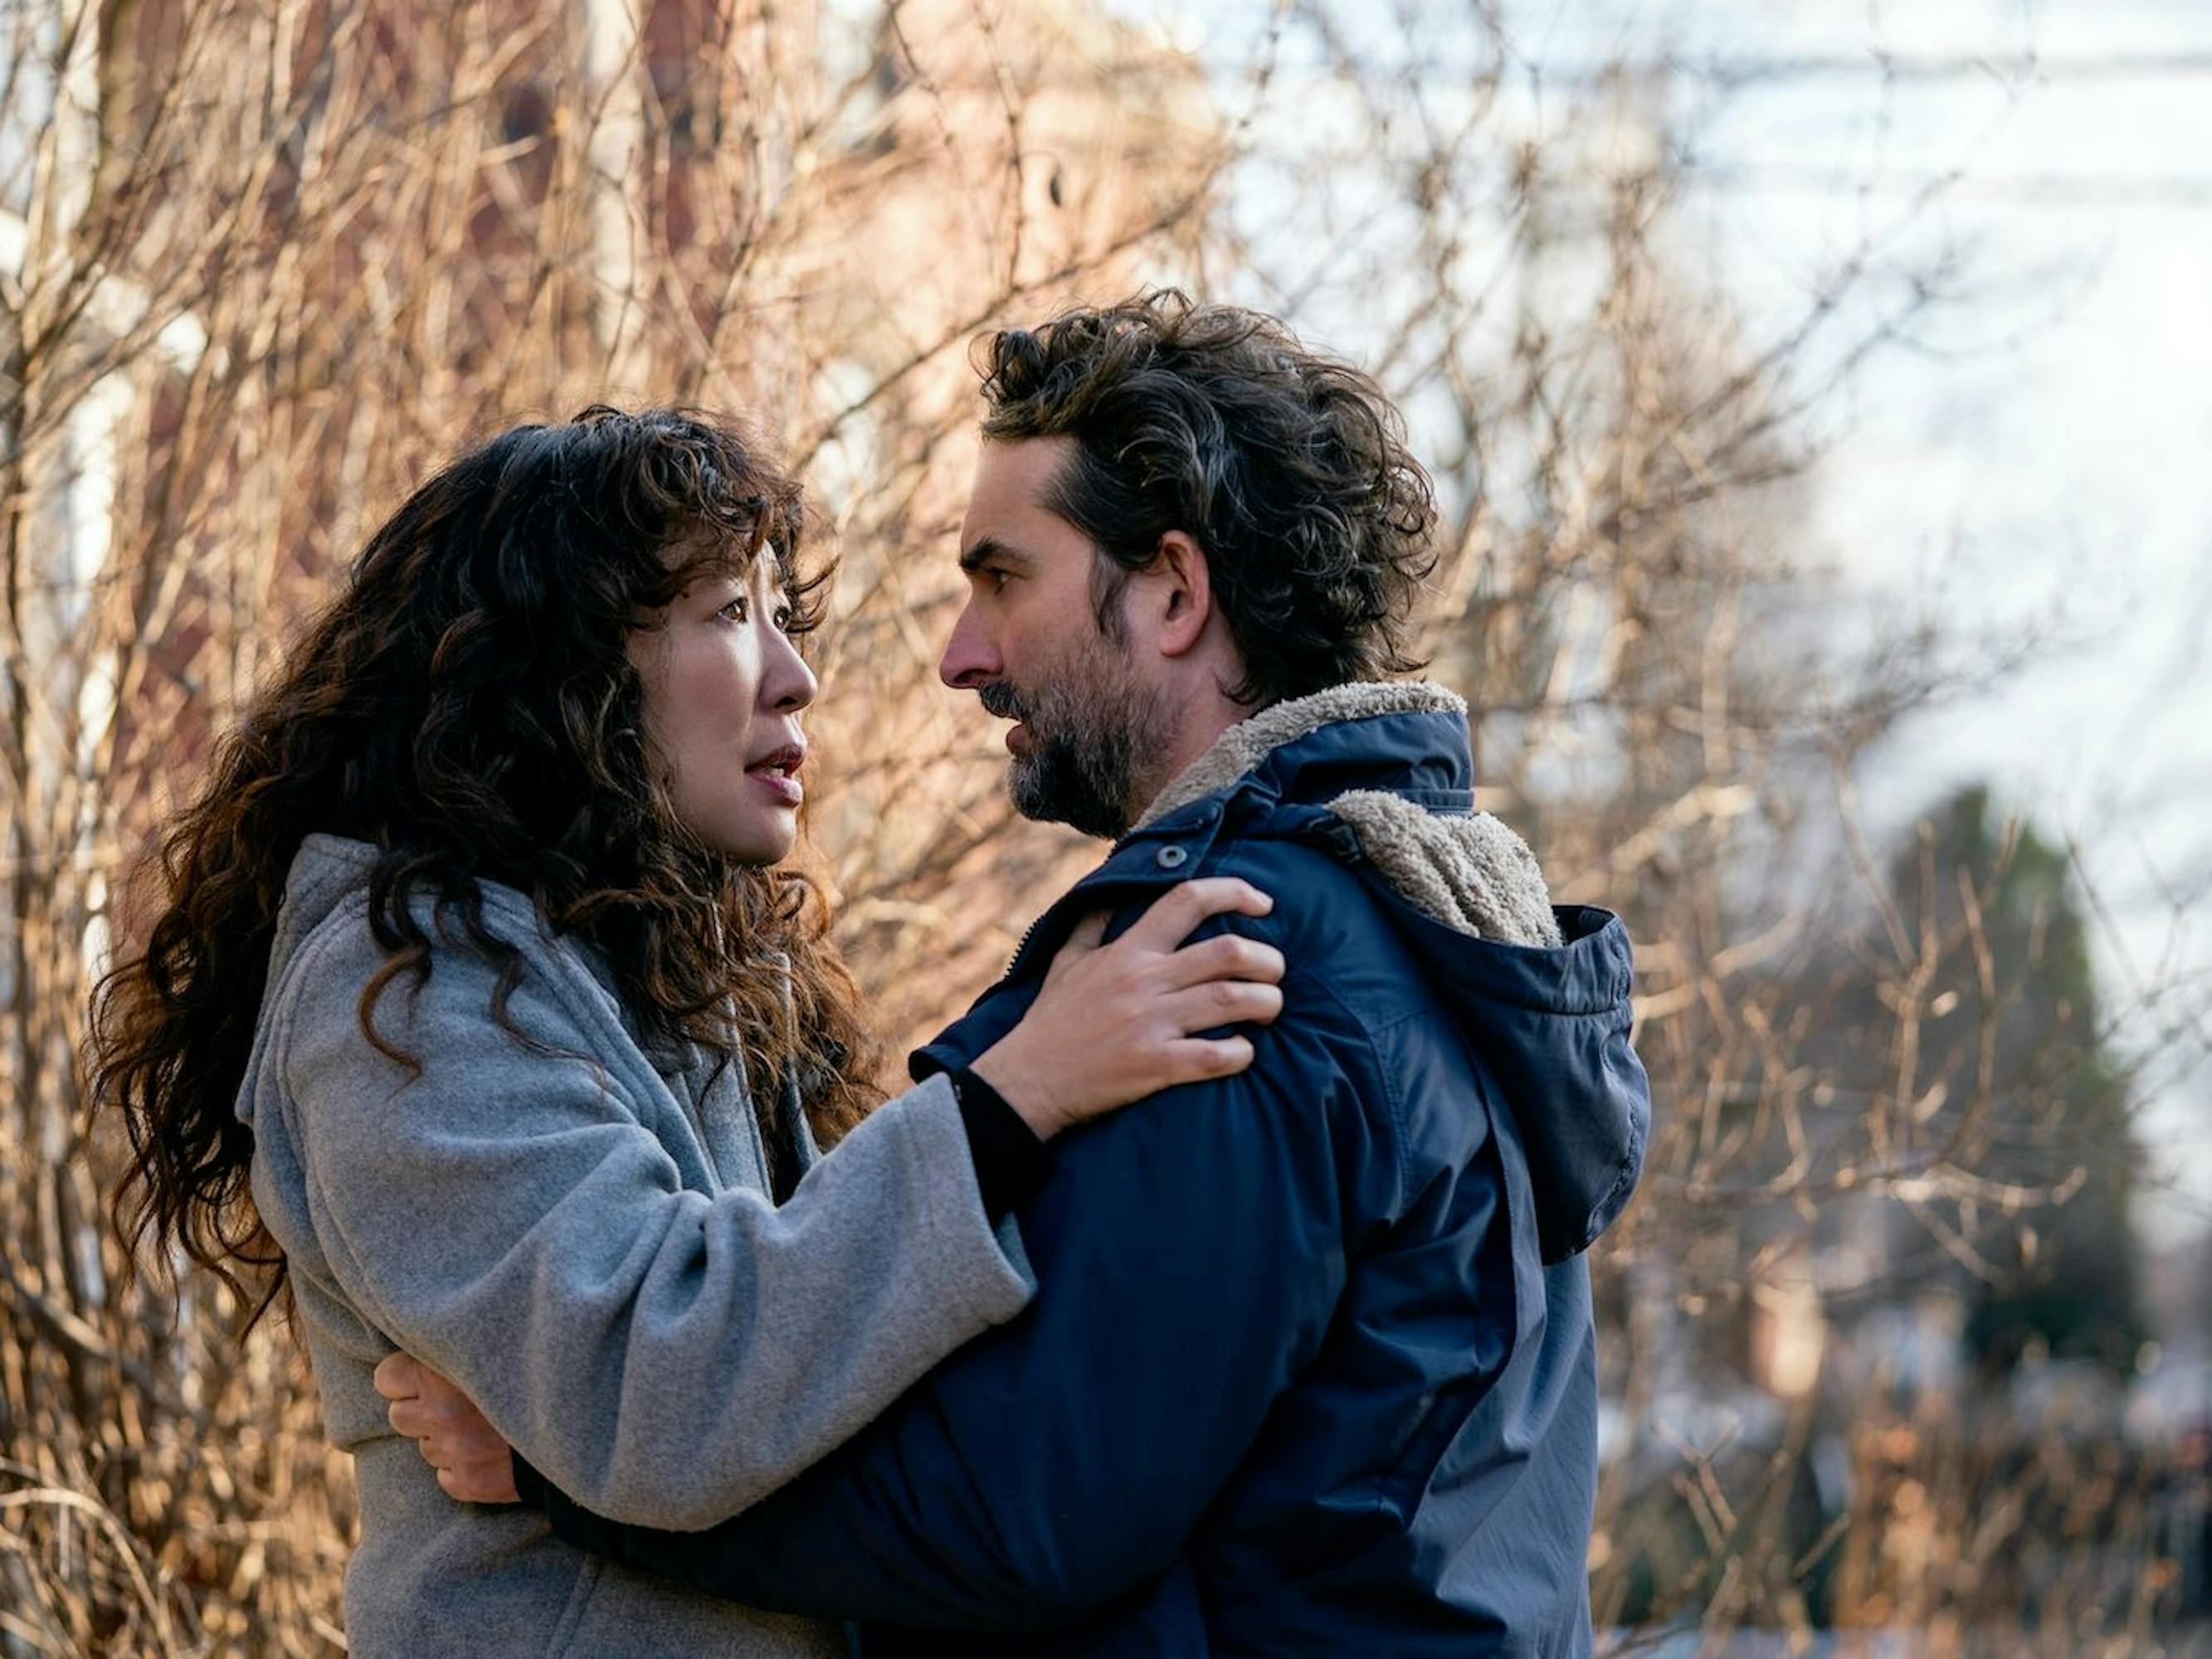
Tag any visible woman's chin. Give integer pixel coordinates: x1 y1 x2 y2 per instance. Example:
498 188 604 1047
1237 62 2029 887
740 834 800 867
694 813 800 867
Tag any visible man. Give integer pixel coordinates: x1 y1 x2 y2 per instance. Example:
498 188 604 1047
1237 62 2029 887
384 291 1649 1654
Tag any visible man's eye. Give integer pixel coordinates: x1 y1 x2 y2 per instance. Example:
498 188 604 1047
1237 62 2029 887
986 568 1011 592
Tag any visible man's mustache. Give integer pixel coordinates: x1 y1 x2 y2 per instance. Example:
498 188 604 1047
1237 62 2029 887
978 682 1028 722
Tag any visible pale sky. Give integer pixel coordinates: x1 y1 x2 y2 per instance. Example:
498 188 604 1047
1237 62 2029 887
1119 0 2212 1248
1626 0 2212 1249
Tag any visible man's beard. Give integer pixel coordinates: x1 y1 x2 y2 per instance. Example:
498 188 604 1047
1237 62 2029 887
978 631 1174 840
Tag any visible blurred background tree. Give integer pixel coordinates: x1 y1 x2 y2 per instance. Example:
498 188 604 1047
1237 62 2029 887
1 0 2203 1653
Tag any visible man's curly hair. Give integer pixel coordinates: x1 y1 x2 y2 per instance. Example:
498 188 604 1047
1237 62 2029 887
975 290 1438 706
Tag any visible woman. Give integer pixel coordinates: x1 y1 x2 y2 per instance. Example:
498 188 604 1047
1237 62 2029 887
89 406 1283 1657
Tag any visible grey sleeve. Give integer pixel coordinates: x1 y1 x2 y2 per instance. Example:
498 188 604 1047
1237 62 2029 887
270 913 1034 1530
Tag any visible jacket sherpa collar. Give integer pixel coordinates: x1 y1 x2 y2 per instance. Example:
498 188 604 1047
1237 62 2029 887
1133 680 1562 950
1136 680 1470 829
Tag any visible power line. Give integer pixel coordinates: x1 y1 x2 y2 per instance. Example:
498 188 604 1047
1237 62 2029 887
1259 50 2212 93
1538 50 2212 90
1680 164 2212 207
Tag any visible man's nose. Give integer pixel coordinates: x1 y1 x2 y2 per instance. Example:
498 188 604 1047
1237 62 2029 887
938 604 1000 690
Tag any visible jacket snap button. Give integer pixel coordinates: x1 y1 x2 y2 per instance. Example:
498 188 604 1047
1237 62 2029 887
1156 845 1189 869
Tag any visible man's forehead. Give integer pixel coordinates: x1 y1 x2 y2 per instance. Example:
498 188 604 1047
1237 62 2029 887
960 435 1074 543
972 434 1074 503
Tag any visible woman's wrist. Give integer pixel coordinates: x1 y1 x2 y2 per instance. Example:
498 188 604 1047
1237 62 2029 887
967 1040 1074 1141
948 1067 1052 1219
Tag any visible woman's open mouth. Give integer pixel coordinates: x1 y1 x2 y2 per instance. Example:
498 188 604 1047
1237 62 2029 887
748 745 805 805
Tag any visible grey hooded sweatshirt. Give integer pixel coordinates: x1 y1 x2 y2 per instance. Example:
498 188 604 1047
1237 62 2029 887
240 834 1035 1657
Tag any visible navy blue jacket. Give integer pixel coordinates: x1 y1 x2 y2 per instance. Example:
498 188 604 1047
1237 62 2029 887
524 691 1650 1656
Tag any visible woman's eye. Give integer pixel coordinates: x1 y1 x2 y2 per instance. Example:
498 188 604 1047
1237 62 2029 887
719 596 750 623
772 607 794 632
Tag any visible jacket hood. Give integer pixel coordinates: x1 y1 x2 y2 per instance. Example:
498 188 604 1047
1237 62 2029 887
1143 683 1649 1263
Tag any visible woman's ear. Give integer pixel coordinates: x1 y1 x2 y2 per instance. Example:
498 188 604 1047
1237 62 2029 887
1150 530 1213 659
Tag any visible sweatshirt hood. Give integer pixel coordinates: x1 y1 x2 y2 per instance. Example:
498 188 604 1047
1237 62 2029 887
271 833 383 984
1142 683 1649 1262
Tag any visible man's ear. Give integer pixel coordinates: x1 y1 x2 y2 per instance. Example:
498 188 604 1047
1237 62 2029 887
1149 530 1213 659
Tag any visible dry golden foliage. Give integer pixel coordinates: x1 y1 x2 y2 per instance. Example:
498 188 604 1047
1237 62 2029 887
2 0 2202 1651
3 0 1212 1647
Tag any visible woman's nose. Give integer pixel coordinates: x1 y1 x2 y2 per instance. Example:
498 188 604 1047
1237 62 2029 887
764 628 817 712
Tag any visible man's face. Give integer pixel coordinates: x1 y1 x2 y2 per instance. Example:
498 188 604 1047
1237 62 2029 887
939 436 1173 839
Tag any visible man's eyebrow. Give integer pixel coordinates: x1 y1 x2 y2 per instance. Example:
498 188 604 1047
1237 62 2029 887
957 537 1031 575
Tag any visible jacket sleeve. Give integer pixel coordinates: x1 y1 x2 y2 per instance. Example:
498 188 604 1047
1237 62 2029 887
270 910 1034 1530
517 961 1403 1629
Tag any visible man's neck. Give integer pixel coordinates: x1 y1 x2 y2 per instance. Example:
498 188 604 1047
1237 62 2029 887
1121 683 1250 834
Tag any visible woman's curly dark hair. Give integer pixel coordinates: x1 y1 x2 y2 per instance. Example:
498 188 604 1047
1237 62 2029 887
89 406 883 1325
974 289 1438 706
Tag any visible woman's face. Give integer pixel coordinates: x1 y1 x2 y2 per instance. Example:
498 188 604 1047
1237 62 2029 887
626 545 818 864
